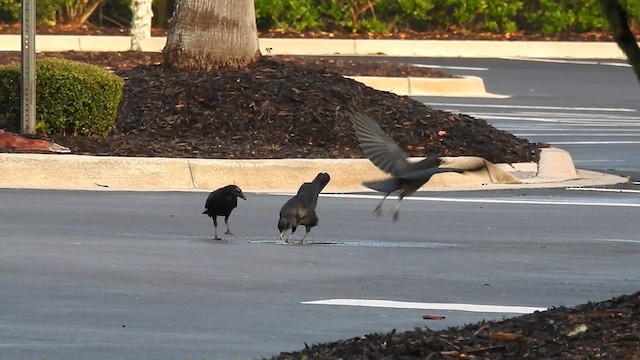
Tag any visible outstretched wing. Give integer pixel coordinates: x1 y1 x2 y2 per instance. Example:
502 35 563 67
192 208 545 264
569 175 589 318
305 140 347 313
349 111 411 176
401 167 464 181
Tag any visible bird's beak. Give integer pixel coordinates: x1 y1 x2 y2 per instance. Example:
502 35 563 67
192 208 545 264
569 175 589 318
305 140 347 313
239 193 247 201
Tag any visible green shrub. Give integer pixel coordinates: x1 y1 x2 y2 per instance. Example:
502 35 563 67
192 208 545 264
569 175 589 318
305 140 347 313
375 0 435 32
0 0 20 22
0 0 67 24
620 0 640 23
316 0 384 33
0 0 124 25
0 58 124 136
524 0 607 35
482 0 523 32
256 0 321 31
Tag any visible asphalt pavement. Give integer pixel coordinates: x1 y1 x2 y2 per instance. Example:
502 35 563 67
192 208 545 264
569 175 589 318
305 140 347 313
1 188 639 359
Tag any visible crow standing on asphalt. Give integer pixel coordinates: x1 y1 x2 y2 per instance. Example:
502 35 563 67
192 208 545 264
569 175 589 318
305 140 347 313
202 185 247 240
278 173 331 244
349 111 464 221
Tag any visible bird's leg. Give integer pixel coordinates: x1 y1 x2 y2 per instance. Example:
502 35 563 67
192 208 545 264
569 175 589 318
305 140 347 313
392 204 400 222
392 194 405 222
372 193 389 217
224 216 233 235
300 228 311 245
212 217 221 240
284 226 297 244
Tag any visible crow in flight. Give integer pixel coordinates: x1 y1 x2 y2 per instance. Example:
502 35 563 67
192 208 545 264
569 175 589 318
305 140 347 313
203 185 247 240
278 173 331 244
349 111 464 221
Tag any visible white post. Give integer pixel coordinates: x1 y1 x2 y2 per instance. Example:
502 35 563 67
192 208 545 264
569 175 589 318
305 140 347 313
130 0 154 51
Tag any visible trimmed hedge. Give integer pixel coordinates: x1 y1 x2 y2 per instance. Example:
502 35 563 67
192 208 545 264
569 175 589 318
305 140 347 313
1 0 638 35
0 58 124 136
255 0 637 34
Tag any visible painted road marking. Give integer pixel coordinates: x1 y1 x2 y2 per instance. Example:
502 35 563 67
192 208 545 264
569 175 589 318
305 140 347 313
516 133 640 137
548 140 640 145
567 187 640 194
464 112 640 122
595 238 640 244
464 114 640 126
505 58 632 67
265 193 640 208
317 193 640 208
303 299 546 314
428 103 637 113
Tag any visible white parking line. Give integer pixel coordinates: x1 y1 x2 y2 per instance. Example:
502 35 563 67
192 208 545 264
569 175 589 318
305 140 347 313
549 141 640 145
303 299 546 314
594 238 640 244
318 193 640 208
465 114 640 126
505 58 632 67
567 187 640 194
516 133 640 137
428 103 637 112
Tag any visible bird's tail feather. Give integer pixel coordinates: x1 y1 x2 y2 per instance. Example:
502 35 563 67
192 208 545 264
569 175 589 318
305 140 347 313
363 178 401 193
311 172 331 193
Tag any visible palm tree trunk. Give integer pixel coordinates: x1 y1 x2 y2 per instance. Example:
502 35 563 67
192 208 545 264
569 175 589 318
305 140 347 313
163 0 260 72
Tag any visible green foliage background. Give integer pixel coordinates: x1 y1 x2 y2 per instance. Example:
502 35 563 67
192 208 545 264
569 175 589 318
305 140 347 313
0 0 638 35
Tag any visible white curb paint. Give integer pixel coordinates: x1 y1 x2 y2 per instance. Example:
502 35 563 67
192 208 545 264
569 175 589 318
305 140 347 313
302 299 547 314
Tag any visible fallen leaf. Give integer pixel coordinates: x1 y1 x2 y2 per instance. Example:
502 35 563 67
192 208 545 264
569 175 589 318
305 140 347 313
567 324 588 337
422 314 446 320
490 331 523 341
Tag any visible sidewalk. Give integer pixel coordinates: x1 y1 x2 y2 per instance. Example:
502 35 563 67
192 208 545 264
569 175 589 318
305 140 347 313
0 35 629 59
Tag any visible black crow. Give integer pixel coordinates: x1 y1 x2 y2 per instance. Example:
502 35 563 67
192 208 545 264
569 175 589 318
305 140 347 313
349 111 464 221
278 173 331 244
202 185 247 240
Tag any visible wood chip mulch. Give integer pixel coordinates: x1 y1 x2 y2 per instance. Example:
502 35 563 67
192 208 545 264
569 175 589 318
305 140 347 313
268 291 640 359
1 52 541 163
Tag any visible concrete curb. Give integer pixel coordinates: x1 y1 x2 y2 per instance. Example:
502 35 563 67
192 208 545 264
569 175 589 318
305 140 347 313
349 75 508 98
0 35 630 59
0 148 628 193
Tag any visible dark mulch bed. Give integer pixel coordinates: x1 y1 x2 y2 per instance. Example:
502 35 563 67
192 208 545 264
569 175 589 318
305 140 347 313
0 51 540 163
268 291 640 359
0 51 455 78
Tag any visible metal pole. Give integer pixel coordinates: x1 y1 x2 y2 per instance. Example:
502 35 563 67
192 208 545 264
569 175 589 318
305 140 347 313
21 0 36 134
